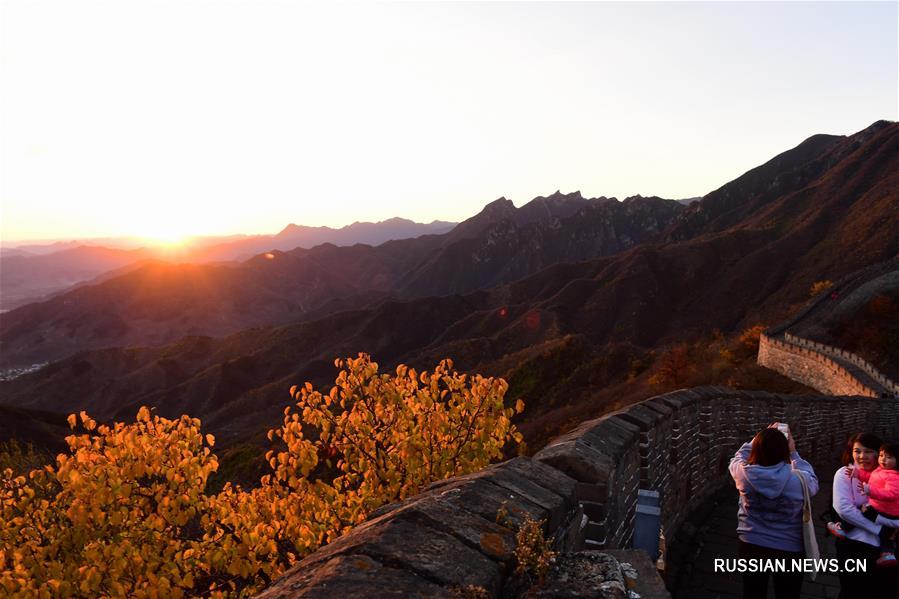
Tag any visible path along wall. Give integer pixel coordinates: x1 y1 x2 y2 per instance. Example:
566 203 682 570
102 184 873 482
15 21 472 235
758 333 886 397
782 333 898 396
255 387 899 597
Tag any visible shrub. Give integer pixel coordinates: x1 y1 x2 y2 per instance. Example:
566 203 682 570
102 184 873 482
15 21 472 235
648 344 693 390
0 354 522 597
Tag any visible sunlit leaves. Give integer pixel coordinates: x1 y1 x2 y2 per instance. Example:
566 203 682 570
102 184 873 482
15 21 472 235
2 410 219 597
0 354 522 597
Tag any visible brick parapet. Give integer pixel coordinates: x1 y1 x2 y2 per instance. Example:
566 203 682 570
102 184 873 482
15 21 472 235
533 387 898 554
782 332 898 394
758 333 887 397
255 388 898 597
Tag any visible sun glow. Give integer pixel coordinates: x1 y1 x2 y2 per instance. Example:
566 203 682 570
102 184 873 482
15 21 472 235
134 229 193 250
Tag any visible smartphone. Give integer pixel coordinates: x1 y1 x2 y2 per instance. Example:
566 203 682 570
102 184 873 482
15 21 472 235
776 423 790 438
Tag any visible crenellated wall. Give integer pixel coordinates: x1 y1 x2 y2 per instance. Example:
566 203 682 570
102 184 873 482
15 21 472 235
254 387 899 598
537 387 899 552
758 256 899 398
782 332 898 395
758 333 884 397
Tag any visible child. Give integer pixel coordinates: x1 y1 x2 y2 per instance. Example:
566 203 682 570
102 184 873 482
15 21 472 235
862 444 899 567
827 443 899 567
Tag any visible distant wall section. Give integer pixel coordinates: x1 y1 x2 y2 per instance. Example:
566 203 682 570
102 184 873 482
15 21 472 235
758 333 883 397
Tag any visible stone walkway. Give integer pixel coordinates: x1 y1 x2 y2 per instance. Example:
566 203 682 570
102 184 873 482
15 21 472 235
669 463 843 598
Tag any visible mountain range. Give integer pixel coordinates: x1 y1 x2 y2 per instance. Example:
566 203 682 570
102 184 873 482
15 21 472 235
0 193 683 367
0 218 455 312
1 120 896 456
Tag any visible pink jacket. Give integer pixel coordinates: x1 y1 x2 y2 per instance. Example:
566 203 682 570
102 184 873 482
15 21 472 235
867 467 899 517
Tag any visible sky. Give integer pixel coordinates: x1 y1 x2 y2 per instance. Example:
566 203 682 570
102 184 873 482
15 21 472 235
1 1 897 244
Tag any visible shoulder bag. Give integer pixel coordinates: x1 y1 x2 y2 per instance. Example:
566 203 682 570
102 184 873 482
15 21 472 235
793 469 820 581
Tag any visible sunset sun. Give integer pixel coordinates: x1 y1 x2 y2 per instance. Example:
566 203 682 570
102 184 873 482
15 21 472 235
135 226 193 248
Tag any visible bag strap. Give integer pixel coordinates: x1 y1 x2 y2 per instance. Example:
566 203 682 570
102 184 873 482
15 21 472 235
793 469 813 522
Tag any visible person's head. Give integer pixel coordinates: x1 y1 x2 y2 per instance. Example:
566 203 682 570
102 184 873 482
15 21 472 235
879 443 899 471
749 428 791 466
842 432 883 470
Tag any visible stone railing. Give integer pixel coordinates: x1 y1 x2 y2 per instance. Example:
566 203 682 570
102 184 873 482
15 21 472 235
255 456 603 598
534 387 897 551
758 333 884 397
782 332 898 395
254 387 898 597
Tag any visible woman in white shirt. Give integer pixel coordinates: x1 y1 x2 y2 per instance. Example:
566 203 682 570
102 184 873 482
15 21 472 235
832 432 899 598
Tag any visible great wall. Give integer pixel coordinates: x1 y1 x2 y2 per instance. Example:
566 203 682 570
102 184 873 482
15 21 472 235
255 262 899 598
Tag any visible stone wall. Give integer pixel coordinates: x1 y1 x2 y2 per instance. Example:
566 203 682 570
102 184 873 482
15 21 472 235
253 387 898 597
782 332 898 395
255 456 592 598
536 387 899 552
758 333 883 397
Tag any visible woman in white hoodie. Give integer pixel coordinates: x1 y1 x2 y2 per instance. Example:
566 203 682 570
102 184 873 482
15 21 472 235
831 432 899 599
730 424 818 599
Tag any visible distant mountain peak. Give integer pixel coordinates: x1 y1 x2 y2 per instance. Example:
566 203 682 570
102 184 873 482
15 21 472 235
484 197 515 208
275 223 314 237
376 217 414 225
548 190 582 200
848 119 895 146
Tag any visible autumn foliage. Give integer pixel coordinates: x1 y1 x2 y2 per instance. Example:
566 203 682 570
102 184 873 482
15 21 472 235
809 279 833 298
648 343 693 390
1 354 522 597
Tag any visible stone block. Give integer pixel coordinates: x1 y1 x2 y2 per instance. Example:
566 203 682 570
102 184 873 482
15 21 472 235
535 438 614 484
576 417 639 458
431 476 549 532
497 456 579 511
602 549 671 599
529 551 627 598
369 494 518 565
278 513 504 594
470 465 571 532
254 554 455 599
575 481 607 503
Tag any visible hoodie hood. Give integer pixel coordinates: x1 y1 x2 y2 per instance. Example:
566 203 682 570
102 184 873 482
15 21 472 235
741 462 793 499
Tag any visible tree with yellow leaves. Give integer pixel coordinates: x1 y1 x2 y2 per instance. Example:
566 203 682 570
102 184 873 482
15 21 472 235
0 354 522 597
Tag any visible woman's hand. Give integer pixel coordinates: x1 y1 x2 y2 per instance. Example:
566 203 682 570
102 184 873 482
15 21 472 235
770 422 797 452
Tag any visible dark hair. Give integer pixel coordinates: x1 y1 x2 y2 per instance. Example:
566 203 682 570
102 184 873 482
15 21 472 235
880 443 899 466
749 428 791 466
842 432 883 466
